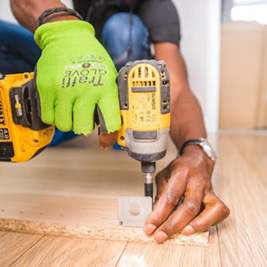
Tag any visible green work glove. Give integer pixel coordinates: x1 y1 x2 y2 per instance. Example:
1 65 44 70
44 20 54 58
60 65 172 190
34 20 121 135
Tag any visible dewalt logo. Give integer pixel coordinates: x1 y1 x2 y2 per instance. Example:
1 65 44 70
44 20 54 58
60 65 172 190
0 95 5 126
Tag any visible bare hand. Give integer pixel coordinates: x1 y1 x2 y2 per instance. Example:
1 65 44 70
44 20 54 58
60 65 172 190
144 145 230 243
99 131 118 150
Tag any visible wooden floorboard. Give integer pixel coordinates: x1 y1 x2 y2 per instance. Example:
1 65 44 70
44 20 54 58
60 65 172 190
0 231 43 267
10 237 127 267
0 133 266 266
117 226 221 267
214 133 267 267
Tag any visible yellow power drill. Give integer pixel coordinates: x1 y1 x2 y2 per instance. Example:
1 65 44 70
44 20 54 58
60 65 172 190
0 60 170 227
0 73 55 162
0 60 170 199
117 60 170 225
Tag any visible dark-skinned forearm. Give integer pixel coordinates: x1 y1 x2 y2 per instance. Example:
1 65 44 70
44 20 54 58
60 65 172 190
154 43 206 150
10 0 77 32
170 89 206 150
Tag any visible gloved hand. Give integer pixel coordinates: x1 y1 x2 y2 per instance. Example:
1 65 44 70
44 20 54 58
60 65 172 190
34 20 121 146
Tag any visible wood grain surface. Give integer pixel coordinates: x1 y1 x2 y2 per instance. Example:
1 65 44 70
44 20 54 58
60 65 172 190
0 231 43 267
0 133 208 245
117 226 220 267
214 133 267 267
0 132 266 267
11 237 127 267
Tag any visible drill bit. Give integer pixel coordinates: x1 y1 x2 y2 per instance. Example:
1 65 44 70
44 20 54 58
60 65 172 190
141 161 155 200
144 172 153 199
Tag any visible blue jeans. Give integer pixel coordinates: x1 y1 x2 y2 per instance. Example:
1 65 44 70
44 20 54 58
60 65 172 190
102 13 151 70
0 20 41 74
0 13 150 145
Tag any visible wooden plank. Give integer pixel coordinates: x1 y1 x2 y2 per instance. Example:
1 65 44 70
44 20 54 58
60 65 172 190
0 231 43 267
219 22 266 129
0 134 208 245
256 27 267 128
117 226 220 267
11 236 127 267
0 218 208 245
215 133 267 267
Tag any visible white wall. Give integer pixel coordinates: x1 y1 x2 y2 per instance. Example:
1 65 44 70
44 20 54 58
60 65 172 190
0 0 221 132
0 0 16 23
173 0 221 132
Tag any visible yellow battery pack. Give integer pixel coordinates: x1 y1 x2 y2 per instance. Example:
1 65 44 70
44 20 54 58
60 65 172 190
0 73 55 162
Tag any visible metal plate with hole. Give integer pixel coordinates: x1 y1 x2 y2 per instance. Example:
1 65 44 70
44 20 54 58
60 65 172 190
118 196 152 227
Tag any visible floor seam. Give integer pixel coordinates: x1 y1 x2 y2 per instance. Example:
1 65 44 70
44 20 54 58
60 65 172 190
8 234 45 267
114 242 129 267
216 225 223 267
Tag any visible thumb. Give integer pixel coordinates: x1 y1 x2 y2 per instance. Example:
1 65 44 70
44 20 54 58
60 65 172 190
99 131 118 150
97 92 121 133
96 104 119 149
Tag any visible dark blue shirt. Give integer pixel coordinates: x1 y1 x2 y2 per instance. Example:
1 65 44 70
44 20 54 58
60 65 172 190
73 0 181 45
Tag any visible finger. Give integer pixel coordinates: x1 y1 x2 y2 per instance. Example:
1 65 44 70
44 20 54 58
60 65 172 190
144 167 188 235
99 131 118 150
55 98 73 132
35 68 55 125
209 197 230 225
154 167 170 202
212 208 230 225
97 91 121 134
38 92 55 125
73 98 95 135
181 193 230 235
153 181 204 243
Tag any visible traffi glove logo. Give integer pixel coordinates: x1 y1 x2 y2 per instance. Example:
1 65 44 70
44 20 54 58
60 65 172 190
63 55 107 88
34 20 121 135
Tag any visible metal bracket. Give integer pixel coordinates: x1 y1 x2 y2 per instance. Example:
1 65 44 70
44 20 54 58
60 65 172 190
118 196 152 227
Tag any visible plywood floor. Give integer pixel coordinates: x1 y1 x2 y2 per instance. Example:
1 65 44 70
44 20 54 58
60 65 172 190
0 131 266 266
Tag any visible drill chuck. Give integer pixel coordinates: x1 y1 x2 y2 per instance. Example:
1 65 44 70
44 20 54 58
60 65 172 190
143 162 155 199
144 172 153 198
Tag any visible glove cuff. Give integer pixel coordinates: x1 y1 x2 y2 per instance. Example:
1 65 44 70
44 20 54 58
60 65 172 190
34 20 95 49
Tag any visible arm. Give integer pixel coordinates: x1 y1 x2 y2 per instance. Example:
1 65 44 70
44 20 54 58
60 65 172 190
144 42 230 243
155 43 206 148
10 0 78 32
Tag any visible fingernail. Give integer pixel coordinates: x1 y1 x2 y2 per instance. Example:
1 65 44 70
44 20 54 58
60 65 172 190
154 231 168 243
182 225 195 235
144 224 156 235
